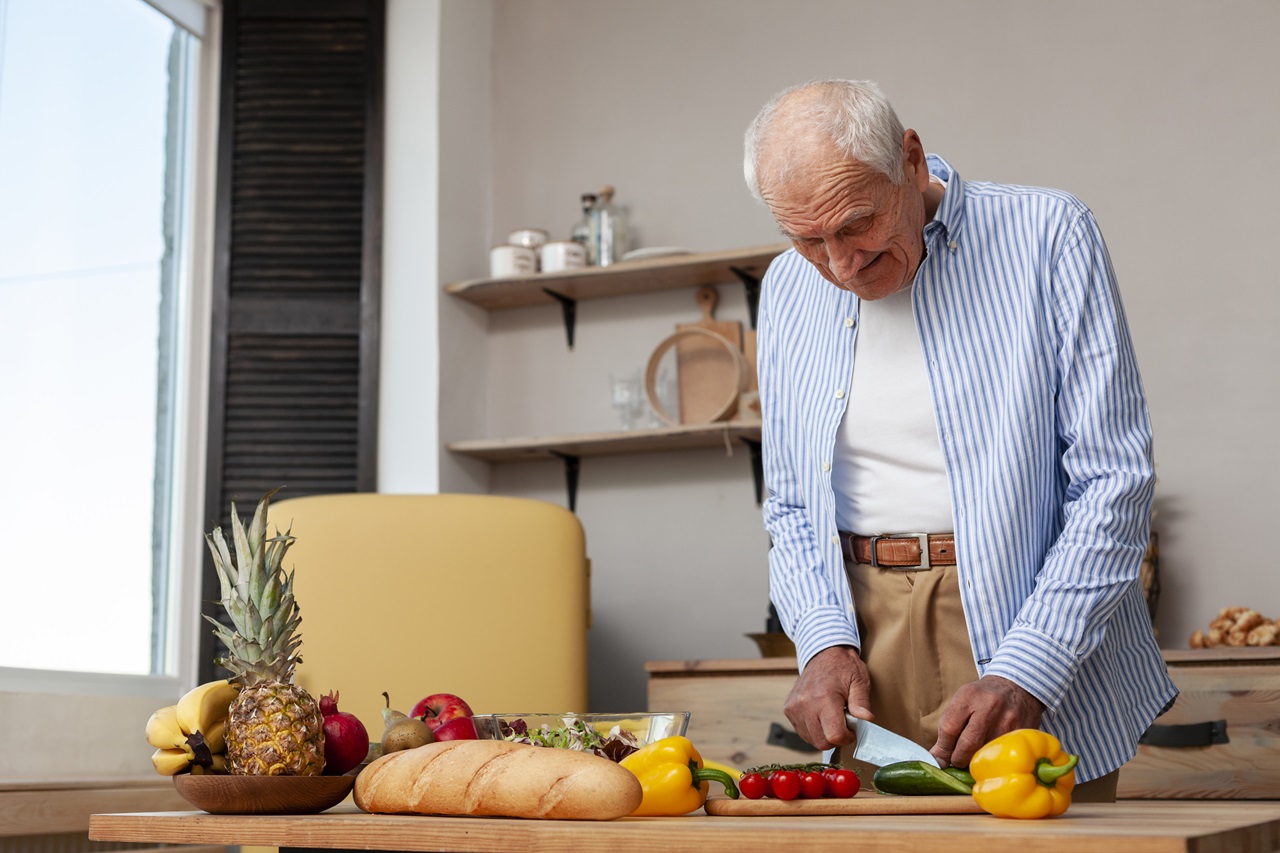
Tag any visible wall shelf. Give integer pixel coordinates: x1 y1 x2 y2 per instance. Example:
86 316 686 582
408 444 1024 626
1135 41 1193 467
448 422 764 511
445 244 787 310
448 421 761 462
445 244 783 507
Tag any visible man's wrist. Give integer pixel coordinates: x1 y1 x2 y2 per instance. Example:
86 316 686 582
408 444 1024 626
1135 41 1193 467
984 626 1075 712
983 673 1047 713
805 643 859 669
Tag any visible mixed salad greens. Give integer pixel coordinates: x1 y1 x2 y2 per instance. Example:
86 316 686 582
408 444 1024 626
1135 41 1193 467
498 717 643 762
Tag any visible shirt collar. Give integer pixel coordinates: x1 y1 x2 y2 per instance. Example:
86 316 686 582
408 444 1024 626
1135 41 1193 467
925 153 964 240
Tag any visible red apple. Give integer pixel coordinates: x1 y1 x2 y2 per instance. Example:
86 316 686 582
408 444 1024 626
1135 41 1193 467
432 715 479 741
410 693 474 731
319 691 370 776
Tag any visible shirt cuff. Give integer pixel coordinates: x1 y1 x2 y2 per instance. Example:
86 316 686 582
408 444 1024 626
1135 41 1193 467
790 605 861 672
982 624 1079 712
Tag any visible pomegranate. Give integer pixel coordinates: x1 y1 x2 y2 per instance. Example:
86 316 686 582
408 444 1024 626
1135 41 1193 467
320 691 371 775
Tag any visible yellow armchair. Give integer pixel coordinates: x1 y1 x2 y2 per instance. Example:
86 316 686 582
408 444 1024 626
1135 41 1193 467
265 493 590 735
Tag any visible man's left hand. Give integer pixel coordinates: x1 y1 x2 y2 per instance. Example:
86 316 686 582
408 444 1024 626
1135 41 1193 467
930 675 1045 768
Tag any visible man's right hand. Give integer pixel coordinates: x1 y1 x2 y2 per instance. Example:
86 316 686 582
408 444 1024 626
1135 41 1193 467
782 645 872 750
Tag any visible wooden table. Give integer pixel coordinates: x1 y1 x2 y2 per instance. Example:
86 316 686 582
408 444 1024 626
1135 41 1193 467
91 800 1280 853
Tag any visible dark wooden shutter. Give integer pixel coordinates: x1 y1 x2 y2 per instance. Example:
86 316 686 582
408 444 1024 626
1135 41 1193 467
200 0 385 681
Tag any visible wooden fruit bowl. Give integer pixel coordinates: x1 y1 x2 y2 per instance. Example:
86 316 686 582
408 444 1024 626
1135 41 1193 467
173 773 355 815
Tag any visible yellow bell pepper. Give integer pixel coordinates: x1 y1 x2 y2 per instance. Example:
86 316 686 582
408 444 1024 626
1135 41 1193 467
619 735 739 816
969 728 1079 819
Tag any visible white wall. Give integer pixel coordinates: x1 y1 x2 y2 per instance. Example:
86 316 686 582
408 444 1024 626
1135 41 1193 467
379 0 443 493
436 0 495 495
385 0 1280 713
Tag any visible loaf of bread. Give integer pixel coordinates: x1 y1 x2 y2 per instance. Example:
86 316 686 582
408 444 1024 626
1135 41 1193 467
353 739 643 820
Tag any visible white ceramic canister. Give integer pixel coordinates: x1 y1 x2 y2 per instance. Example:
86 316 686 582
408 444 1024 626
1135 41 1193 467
539 240 587 273
508 228 550 251
489 244 538 277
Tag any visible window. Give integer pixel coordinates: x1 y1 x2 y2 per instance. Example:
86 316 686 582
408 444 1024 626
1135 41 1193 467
0 0 211 690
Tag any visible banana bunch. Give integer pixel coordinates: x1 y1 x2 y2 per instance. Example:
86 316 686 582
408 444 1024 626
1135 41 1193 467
146 679 239 775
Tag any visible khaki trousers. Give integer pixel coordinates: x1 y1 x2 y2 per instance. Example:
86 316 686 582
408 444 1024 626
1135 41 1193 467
834 557 1118 802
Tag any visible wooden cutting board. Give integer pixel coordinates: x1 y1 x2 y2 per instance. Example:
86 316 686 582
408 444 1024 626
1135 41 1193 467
675 285 743 424
705 792 984 816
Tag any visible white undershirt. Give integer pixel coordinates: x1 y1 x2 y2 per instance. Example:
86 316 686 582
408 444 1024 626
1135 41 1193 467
833 281 954 535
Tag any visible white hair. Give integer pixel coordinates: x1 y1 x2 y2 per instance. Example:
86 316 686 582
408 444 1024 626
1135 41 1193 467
743 79 908 202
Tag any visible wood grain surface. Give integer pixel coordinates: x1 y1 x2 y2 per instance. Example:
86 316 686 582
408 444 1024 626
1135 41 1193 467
0 778 190 838
1118 655 1280 799
90 801 1280 853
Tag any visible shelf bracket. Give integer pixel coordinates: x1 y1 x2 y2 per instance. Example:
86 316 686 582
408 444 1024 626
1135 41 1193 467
550 451 581 511
729 266 762 330
542 288 577 350
741 437 763 505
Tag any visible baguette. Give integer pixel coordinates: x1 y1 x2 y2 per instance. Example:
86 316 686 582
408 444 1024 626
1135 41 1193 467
353 739 643 820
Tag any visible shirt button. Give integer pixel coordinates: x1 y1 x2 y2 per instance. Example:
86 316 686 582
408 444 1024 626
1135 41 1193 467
844 317 854 328
821 461 831 472
835 388 845 399
831 535 840 545
949 240 958 252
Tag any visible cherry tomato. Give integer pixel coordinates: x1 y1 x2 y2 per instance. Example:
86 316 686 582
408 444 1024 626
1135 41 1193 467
827 768 861 798
820 766 841 796
769 769 803 800
800 771 827 799
738 772 767 800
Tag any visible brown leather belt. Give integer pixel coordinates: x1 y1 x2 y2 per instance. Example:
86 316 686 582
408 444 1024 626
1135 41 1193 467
839 531 956 569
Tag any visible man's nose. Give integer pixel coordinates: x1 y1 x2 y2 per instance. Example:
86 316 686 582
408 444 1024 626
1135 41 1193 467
826 238 864 283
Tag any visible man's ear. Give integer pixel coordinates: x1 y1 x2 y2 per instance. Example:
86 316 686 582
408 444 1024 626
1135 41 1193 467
902 129 929 189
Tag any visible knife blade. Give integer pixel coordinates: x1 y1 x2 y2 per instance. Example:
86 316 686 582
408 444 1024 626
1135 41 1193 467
845 713 939 768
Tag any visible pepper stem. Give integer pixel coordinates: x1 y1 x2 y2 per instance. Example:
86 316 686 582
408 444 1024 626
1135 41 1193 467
1035 754 1079 786
689 760 740 799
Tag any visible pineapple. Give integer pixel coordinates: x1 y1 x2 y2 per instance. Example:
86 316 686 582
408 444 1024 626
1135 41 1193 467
204 489 325 776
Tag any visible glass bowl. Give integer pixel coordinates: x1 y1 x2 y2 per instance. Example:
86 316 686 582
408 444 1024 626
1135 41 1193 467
474 712 690 760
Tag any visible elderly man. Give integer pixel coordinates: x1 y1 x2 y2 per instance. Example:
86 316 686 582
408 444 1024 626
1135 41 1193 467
744 80 1175 800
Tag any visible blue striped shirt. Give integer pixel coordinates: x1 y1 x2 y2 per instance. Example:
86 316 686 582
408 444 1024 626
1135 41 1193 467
758 154 1177 781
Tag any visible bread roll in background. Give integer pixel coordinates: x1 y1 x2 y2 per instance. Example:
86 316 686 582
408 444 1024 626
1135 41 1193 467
354 739 643 820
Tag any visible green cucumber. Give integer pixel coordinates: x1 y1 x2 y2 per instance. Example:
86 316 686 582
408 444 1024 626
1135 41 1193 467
872 761 975 795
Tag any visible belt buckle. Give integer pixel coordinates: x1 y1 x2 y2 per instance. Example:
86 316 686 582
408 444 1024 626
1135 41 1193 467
869 533 931 570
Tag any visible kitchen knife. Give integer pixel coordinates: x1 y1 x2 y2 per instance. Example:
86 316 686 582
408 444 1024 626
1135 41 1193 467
846 713 940 768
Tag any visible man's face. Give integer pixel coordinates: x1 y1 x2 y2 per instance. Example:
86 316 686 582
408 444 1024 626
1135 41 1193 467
761 132 930 301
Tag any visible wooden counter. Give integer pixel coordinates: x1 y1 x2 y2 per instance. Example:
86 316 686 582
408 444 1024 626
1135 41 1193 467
90 801 1280 853
1 778 224 853
1121 646 1280 798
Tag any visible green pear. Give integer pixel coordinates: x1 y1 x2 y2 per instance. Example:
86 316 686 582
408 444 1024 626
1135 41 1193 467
381 692 408 729
382 716 435 754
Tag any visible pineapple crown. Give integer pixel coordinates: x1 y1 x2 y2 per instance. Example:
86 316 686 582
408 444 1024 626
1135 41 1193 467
204 487 304 686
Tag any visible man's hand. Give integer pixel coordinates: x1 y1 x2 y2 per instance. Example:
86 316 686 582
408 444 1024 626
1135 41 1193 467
782 645 871 750
931 675 1045 768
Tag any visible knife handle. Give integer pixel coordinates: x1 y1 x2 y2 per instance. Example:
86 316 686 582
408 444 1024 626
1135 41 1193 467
766 722 816 753
1139 720 1229 747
